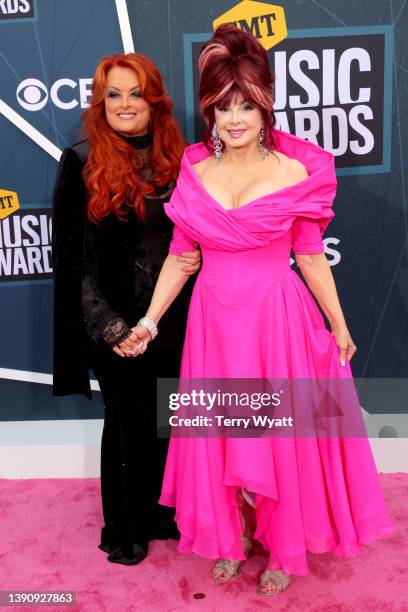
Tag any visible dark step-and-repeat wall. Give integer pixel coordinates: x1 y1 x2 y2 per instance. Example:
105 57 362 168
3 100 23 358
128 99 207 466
0 1 407 427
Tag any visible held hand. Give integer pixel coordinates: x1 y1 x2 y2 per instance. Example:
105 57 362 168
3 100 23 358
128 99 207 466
111 328 150 358
330 325 357 366
112 345 126 357
112 334 140 358
123 324 152 357
177 243 201 276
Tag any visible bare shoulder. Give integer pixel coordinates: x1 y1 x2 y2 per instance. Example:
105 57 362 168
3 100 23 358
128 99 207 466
272 151 307 172
287 157 308 180
276 152 308 181
192 156 215 177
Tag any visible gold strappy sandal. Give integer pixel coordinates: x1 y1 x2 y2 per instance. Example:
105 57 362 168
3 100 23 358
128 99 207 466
211 558 242 582
257 569 291 595
211 488 256 583
211 535 253 583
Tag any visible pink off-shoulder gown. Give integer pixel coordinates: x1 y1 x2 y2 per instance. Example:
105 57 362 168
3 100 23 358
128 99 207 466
159 128 395 576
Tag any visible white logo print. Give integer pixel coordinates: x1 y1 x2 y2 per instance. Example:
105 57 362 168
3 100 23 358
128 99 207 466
16 78 48 111
16 77 93 111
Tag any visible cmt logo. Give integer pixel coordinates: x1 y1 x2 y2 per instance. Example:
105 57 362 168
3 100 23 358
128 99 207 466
0 0 35 20
0 190 19 220
213 0 287 50
16 77 93 112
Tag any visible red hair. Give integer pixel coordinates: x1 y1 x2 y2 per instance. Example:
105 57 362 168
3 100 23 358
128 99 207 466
82 53 185 223
198 24 276 151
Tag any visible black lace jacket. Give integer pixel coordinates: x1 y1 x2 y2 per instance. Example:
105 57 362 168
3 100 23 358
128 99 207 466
52 140 192 399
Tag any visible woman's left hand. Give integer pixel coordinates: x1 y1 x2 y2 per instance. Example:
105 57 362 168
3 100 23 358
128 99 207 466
330 325 357 366
177 244 201 276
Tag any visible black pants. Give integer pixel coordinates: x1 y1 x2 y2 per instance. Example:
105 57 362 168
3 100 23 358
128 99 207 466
92 342 180 565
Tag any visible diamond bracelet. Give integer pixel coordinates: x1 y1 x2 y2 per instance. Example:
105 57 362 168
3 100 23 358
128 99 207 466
137 316 158 340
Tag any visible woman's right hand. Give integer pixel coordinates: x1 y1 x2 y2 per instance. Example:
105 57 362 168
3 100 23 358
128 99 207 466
119 324 152 357
112 331 149 358
125 325 151 357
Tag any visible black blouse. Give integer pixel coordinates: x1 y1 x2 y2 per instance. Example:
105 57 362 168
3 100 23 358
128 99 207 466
52 134 192 399
80 133 177 348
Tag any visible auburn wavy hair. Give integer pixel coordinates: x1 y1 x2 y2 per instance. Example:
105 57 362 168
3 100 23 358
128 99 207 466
82 53 185 222
198 24 276 152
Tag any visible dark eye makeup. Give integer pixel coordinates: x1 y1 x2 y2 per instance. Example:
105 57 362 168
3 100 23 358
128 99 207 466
215 102 255 112
106 90 142 98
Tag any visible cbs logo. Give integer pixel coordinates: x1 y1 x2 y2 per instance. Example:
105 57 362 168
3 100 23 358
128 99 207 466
16 77 93 111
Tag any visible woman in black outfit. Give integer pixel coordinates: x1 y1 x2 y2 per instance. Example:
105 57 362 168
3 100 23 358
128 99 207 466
52 53 200 565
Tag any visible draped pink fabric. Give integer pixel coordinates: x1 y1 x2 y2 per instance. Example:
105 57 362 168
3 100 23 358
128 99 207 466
159 129 395 575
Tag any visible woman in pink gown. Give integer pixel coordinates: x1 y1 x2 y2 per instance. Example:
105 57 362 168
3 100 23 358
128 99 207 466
127 24 395 595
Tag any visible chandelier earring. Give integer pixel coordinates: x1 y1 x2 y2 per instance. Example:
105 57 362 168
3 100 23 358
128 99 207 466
258 127 268 160
212 129 223 163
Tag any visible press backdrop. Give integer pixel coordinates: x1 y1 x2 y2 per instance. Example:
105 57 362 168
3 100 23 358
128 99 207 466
0 0 407 432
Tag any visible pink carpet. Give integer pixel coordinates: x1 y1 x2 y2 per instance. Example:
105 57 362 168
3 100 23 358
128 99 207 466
0 474 407 611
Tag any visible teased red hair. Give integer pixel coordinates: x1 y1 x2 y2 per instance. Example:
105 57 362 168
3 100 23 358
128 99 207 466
198 24 276 151
82 53 185 223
